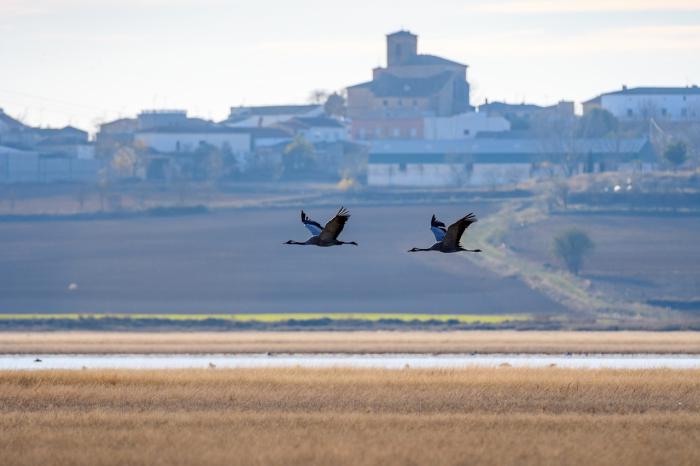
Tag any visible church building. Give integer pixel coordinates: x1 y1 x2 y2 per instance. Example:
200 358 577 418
346 31 472 140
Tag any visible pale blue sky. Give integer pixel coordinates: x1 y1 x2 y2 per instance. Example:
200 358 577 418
1 0 699 132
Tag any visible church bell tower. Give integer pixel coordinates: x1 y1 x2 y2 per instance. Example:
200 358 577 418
386 30 418 67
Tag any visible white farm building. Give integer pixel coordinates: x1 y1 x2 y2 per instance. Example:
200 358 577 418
368 138 655 188
583 86 700 122
134 126 252 154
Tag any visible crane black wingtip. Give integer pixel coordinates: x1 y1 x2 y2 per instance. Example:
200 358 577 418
431 214 446 229
336 206 350 218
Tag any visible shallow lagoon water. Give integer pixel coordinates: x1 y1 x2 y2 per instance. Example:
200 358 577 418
2 353 700 370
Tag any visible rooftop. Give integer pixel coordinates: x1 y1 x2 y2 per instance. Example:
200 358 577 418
37 126 88 138
591 86 700 101
401 54 466 68
138 109 187 115
0 109 30 130
369 138 650 157
138 127 244 134
292 117 345 128
99 118 138 132
225 127 292 138
387 30 416 38
36 136 92 146
582 96 602 105
479 102 545 112
349 71 453 98
137 120 244 134
228 104 321 117
136 119 292 137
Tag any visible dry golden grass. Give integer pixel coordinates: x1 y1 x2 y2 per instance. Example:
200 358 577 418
1 368 700 465
2 330 700 354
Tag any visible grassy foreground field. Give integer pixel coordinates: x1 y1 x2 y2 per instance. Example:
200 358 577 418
2 330 700 354
1 368 699 466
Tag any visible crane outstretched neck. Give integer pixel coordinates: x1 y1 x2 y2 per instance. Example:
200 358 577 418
284 240 307 245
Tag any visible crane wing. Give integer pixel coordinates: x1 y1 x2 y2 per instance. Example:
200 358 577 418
301 210 323 236
430 214 447 241
318 207 350 242
442 212 478 248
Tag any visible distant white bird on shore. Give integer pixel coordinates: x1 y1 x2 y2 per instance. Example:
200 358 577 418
409 213 482 253
285 207 358 247
68 283 78 291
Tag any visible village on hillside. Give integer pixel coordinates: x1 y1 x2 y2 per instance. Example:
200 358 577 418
1 31 698 190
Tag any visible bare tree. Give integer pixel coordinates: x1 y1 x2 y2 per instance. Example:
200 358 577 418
308 89 329 105
446 153 469 187
97 168 109 211
533 112 580 177
637 99 660 121
546 180 569 210
8 188 16 213
75 186 88 211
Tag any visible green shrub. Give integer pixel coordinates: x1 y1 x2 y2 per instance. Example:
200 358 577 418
551 229 594 275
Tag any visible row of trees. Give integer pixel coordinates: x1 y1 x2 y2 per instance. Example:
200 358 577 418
105 133 366 185
525 107 693 173
109 141 238 182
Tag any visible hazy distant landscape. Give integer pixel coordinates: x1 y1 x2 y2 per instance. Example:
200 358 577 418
2 177 699 329
3 2 700 465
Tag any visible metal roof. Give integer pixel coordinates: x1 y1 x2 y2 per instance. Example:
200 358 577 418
479 102 544 112
605 86 700 96
348 72 453 97
402 54 466 67
137 122 250 134
292 117 345 128
585 86 700 103
370 138 649 155
229 104 321 116
369 153 533 164
368 138 652 164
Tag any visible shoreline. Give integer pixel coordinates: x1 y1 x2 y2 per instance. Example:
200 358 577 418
2 330 699 354
3 352 700 371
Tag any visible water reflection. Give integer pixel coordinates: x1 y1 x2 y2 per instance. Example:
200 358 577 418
2 353 700 370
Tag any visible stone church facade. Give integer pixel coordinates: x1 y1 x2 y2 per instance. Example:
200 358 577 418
346 31 472 140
